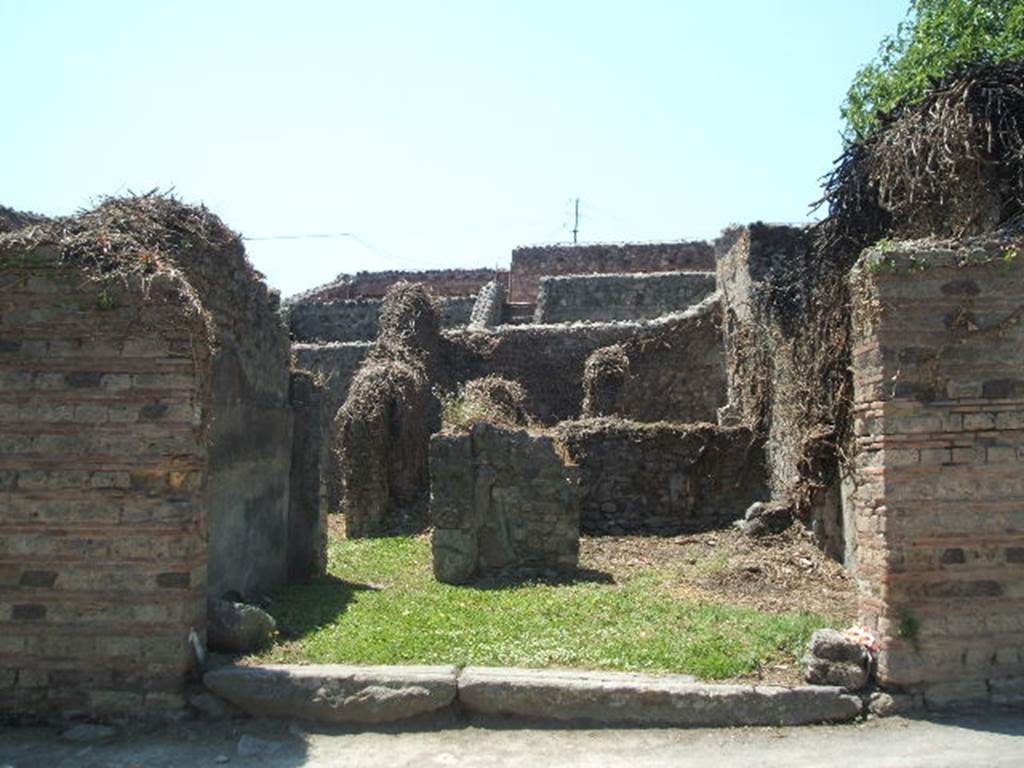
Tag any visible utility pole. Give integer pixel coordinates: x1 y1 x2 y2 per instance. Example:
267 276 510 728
572 198 580 244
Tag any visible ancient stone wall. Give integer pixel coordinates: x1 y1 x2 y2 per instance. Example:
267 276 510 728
430 424 580 583
716 224 848 559
333 284 443 537
286 295 476 343
556 419 766 535
163 228 293 603
467 280 505 329
291 268 506 303
444 309 724 428
291 342 372 435
848 237 1024 708
287 371 327 581
509 241 714 303
535 271 716 324
581 295 726 423
0 245 211 719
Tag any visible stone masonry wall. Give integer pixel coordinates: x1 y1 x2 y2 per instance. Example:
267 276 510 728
556 419 766 535
286 295 476 343
430 424 580 584
289 268 506 303
581 295 726 424
509 241 714 303
0 246 211 719
848 237 1024 708
443 311 719 424
534 271 716 324
468 280 505 329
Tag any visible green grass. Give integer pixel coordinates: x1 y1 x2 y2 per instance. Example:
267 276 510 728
255 536 832 680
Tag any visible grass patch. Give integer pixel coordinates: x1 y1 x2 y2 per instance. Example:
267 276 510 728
255 535 834 680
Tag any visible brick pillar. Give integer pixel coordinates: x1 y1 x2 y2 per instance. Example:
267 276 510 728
849 240 1024 707
0 248 211 719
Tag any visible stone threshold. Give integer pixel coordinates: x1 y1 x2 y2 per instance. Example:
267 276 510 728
203 664 864 728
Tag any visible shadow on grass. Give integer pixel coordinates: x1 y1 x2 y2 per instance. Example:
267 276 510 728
268 575 378 641
467 567 616 591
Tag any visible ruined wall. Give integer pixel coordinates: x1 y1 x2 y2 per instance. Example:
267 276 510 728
168 232 293 603
430 424 580 583
0 245 210 719
535 271 716 324
849 237 1024 708
716 224 848 559
509 241 714 303
468 280 504 329
333 284 442 537
292 343 372 438
581 295 726 423
287 371 327 581
286 295 476 343
444 309 724 423
291 268 505 303
556 419 766 535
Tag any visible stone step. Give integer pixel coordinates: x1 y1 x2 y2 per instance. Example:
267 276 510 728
204 664 864 727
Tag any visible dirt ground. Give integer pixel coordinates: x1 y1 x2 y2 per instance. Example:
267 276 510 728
580 524 857 619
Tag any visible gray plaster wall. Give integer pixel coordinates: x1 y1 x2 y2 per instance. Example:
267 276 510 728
292 341 372 514
158 233 295 603
535 271 716 324
430 424 580 583
205 349 294 601
287 296 477 343
292 342 373 426
288 371 327 581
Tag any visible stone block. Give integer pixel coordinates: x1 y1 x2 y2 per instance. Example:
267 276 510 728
204 664 458 724
456 667 862 726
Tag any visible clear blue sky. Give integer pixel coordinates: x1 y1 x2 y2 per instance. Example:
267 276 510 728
1 1 907 296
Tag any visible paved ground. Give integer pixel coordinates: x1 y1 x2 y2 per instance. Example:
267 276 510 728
2 711 1022 767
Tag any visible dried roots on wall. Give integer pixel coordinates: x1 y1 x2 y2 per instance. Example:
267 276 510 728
332 282 443 537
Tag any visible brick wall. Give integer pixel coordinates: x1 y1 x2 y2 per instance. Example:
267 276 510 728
509 241 714 303
0 245 211 719
849 237 1024 707
534 271 716 324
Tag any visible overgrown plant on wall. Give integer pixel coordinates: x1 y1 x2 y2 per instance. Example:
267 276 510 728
843 0 1024 142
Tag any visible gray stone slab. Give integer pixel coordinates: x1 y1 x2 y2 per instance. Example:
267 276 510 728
456 667 863 727
204 664 458 724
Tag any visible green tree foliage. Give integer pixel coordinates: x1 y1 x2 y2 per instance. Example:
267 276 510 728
843 0 1024 141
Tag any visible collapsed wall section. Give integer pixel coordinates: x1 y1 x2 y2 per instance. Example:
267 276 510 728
534 271 716 324
849 237 1024 708
0 245 211 719
556 419 766 535
430 424 580 583
510 241 714 303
